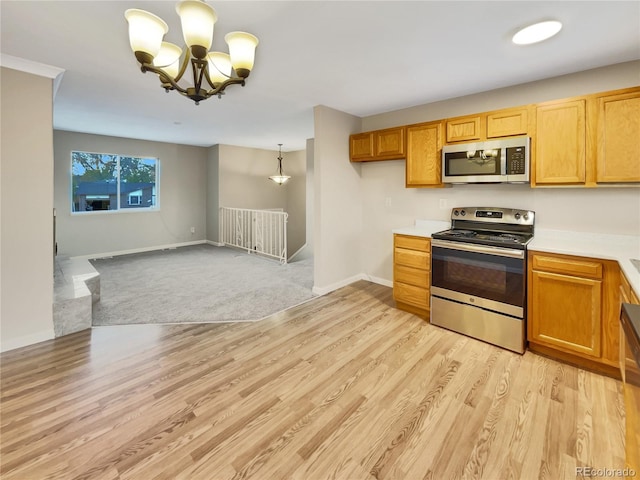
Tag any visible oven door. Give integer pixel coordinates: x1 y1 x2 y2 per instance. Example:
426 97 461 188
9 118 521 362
431 239 526 318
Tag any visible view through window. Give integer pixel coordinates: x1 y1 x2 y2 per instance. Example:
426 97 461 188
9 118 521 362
71 151 158 213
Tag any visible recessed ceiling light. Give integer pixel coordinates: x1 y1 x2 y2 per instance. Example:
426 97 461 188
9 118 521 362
512 20 562 45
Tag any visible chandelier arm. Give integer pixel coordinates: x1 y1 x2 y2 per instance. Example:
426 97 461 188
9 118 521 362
204 76 246 97
141 64 190 95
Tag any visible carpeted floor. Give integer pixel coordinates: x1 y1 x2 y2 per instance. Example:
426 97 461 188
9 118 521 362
90 245 315 325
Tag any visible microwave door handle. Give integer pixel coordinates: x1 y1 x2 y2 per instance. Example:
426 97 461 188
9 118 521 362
500 148 507 175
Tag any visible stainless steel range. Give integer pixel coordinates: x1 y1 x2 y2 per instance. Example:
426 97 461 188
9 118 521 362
430 207 535 353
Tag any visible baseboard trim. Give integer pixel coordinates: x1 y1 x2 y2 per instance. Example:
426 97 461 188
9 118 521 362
70 240 208 260
1 328 55 353
312 273 392 296
288 243 308 262
206 240 225 247
312 273 367 296
366 275 392 288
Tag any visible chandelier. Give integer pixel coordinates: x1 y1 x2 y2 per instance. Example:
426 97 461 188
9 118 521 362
124 0 258 105
269 144 291 185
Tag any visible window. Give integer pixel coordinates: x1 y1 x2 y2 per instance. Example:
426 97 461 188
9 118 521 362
71 151 158 213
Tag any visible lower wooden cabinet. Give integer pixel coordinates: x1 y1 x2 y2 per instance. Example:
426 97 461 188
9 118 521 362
393 234 430 319
527 251 620 376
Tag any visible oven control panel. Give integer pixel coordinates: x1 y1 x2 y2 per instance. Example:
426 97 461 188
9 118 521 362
451 207 534 226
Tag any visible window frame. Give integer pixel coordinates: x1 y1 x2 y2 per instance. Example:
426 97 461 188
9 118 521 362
70 150 160 215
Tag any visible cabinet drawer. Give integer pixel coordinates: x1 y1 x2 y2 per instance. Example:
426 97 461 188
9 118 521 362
394 282 429 309
395 248 430 269
394 235 430 252
532 254 603 279
395 264 430 288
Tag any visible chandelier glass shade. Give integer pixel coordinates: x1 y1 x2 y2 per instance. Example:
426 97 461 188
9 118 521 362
124 0 258 105
269 144 291 185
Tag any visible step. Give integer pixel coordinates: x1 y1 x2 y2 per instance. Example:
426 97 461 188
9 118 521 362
53 257 100 337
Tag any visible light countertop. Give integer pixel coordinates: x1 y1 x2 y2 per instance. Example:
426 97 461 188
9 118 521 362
392 220 450 238
529 229 640 297
392 221 640 296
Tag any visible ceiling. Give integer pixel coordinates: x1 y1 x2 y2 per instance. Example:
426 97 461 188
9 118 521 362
1 1 639 152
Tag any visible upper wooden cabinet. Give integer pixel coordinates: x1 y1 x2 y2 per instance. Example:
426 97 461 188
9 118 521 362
349 132 374 161
486 107 529 139
349 127 405 162
445 106 530 143
445 115 482 143
531 86 640 186
405 121 443 188
596 89 640 183
350 86 639 187
534 99 587 185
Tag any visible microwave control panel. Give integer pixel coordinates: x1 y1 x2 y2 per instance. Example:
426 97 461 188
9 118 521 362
506 146 526 175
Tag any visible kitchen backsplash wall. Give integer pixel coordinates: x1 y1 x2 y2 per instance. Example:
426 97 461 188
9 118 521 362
360 159 639 283
355 61 640 284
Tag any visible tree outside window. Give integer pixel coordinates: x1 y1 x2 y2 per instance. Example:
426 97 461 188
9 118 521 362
71 151 158 213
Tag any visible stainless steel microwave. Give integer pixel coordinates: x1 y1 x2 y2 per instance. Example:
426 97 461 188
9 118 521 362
442 136 530 184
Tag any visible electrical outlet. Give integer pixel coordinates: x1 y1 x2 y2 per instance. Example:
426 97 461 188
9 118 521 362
385 197 392 208
190 227 195 234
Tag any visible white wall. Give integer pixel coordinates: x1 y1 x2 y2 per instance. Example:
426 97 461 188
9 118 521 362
313 105 363 292
206 144 220 243
217 144 307 256
283 149 307 258
1 67 55 351
305 138 315 256
357 61 640 283
53 131 208 257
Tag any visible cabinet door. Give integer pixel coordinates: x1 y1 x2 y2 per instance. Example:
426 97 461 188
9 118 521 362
596 90 640 182
349 132 374 161
406 121 443 187
535 100 586 184
529 270 602 358
374 127 405 159
486 107 529 138
446 115 482 143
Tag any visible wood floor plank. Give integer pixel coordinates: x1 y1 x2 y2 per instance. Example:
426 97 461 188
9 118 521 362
0 280 626 480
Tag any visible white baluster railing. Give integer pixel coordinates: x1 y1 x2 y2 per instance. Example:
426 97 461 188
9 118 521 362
219 207 288 263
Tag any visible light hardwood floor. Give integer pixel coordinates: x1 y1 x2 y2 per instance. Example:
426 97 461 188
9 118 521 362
0 281 625 479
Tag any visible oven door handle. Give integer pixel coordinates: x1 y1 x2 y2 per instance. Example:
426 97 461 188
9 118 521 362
431 239 525 259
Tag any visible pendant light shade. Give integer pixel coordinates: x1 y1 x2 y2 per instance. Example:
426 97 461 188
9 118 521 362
154 42 183 78
175 0 217 56
124 9 168 64
225 32 259 77
269 144 291 185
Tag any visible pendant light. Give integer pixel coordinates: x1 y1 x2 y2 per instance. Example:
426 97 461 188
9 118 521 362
269 144 291 185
